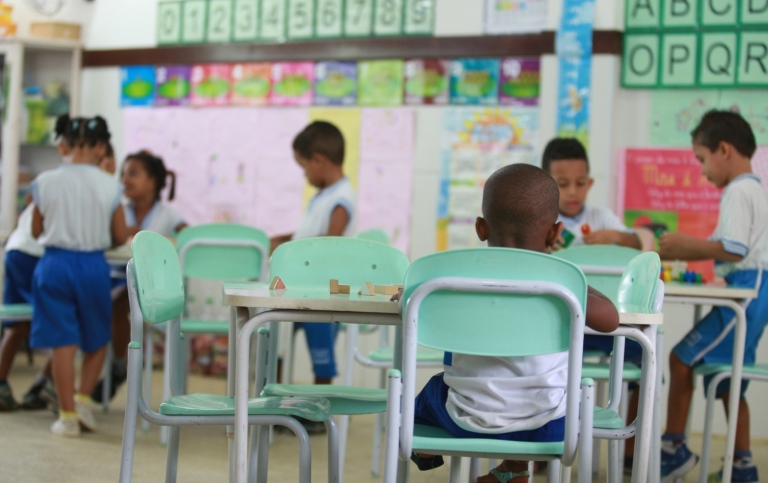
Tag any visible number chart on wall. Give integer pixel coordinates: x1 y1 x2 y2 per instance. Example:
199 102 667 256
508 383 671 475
157 0 436 45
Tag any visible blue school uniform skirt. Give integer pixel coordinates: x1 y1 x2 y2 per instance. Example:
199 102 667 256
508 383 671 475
30 248 111 352
2 250 40 327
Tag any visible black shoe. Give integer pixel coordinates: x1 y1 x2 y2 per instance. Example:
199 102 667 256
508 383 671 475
275 416 327 435
91 365 127 403
410 452 444 471
20 390 48 410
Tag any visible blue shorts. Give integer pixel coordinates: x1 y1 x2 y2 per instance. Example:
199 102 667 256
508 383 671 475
672 270 768 397
414 373 565 442
3 250 40 327
31 248 112 352
294 322 339 379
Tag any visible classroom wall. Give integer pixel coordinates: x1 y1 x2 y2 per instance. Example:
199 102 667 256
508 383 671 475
10 0 768 441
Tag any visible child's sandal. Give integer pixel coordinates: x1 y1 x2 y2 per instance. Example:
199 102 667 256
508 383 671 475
488 469 530 483
410 452 444 471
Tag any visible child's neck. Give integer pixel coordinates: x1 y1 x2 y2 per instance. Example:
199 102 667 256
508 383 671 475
727 160 753 184
69 155 97 166
319 170 344 190
131 194 156 218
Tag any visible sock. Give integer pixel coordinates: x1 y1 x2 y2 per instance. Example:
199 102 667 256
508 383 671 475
661 433 685 453
734 450 753 467
60 410 77 420
74 393 93 405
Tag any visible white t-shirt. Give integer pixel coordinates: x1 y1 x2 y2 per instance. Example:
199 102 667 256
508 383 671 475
558 205 633 246
31 164 121 251
444 351 568 433
4 204 44 257
710 174 768 278
124 200 185 237
293 177 356 239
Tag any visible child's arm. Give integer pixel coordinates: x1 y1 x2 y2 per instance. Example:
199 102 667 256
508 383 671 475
583 230 642 249
270 234 293 254
326 205 350 236
31 205 44 239
658 232 743 262
585 286 620 333
111 205 128 247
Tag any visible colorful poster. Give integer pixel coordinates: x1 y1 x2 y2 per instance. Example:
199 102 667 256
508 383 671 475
403 59 449 105
650 90 768 147
449 59 500 106
437 107 540 250
620 148 721 280
314 61 357 106
358 109 415 253
270 62 314 106
498 57 540 106
155 65 192 107
484 0 549 34
555 0 594 147
120 66 155 107
231 63 271 106
191 64 232 107
357 60 405 106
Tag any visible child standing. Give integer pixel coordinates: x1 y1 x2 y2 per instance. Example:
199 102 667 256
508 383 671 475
0 114 74 411
30 116 127 437
92 150 186 402
270 121 356 421
410 164 619 482
658 110 768 482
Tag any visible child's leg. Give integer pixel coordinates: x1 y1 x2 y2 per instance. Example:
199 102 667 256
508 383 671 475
721 393 751 455
300 322 338 384
52 345 78 412
664 353 694 436
79 344 108 397
0 323 30 381
111 289 130 360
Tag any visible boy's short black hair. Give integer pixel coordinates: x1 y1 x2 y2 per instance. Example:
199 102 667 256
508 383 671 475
482 164 559 243
292 121 345 166
541 138 589 173
691 110 756 159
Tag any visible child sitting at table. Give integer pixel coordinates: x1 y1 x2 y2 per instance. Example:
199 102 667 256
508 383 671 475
657 110 768 482
270 121 356 431
30 116 127 437
410 164 619 483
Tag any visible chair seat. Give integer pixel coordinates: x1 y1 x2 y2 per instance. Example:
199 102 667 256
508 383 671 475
593 406 624 430
0 303 32 320
180 319 230 334
694 362 768 378
412 424 564 457
262 383 387 415
582 362 642 381
368 346 443 363
159 393 331 419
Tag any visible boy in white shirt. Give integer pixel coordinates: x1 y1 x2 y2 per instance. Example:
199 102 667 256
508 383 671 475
410 164 619 482
30 116 127 437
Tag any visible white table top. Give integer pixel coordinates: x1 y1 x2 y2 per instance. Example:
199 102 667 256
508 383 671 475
664 281 757 299
222 282 661 325
105 245 132 263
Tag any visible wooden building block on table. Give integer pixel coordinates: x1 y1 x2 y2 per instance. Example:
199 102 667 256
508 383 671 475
330 279 351 294
269 276 286 290
358 281 375 296
374 284 403 296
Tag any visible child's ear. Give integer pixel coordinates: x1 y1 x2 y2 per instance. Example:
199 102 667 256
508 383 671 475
475 217 489 242
546 221 564 248
587 177 595 190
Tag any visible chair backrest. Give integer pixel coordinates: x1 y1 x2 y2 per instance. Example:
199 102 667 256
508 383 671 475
175 223 269 281
130 231 185 325
403 248 587 357
355 229 389 245
270 237 409 289
554 245 642 305
617 251 661 309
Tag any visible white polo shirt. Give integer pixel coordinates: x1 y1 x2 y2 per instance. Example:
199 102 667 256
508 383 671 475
124 200 185 237
4 204 44 257
293 177 356 239
558 205 633 246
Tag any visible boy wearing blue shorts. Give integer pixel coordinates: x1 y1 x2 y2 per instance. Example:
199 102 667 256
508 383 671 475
410 164 619 482
31 116 127 437
658 110 768 482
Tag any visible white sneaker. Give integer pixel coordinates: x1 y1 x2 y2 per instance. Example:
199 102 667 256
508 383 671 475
75 400 97 432
51 417 81 437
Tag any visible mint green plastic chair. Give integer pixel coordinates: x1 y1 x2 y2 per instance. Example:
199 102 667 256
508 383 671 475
383 248 595 483
0 304 32 321
148 223 270 442
355 228 389 245
120 231 338 483
259 236 409 480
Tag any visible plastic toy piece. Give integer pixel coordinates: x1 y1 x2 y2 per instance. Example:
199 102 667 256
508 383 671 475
581 224 591 235
561 229 575 248
329 279 351 294
269 276 286 290
374 284 403 296
358 281 375 296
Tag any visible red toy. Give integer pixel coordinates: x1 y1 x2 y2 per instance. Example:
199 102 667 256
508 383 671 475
581 224 591 235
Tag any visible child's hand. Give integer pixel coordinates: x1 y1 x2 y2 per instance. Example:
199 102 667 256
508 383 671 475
551 235 566 252
658 232 697 260
390 289 403 302
583 230 619 245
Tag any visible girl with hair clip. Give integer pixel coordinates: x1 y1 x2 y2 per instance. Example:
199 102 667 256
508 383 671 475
30 116 127 437
91 150 187 402
0 114 74 412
